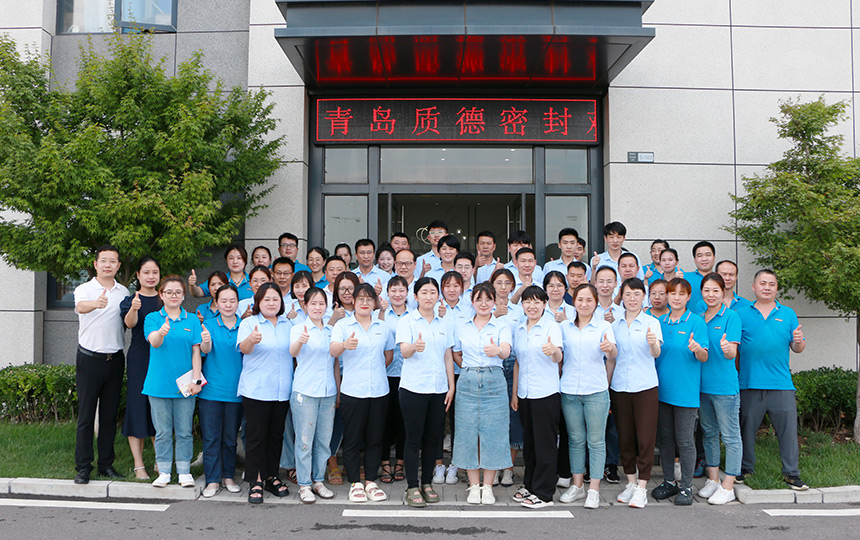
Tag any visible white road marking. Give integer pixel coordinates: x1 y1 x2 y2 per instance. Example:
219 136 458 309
0 498 170 512
764 508 860 517
342 509 573 519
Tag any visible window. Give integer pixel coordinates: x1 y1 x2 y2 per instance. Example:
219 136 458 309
58 0 177 34
47 272 89 308
324 147 367 183
380 147 532 184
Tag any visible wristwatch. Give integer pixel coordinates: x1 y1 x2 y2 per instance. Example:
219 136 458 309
193 379 203 385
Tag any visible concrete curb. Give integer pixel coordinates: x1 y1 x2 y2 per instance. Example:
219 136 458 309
3 476 859 505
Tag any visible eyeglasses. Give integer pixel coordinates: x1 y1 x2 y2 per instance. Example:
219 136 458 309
355 296 375 304
395 261 415 267
338 287 355 294
162 290 184 297
494 280 513 287
280 242 297 249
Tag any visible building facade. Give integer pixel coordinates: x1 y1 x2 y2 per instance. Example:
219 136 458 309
1 0 857 372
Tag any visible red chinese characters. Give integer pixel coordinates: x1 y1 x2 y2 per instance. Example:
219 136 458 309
413 107 441 135
544 107 572 136
455 107 486 135
370 107 396 135
325 107 353 135
499 107 528 136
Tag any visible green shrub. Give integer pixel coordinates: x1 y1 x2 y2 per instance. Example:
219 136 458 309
0 364 77 422
793 367 857 431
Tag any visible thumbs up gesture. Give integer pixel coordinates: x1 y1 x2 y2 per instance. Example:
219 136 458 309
555 309 567 323
249 325 262 345
644 267 653 279
646 326 657 346
421 260 431 277
590 251 600 268
188 269 197 287
541 335 557 357
130 291 141 311
494 297 507 318
599 332 613 353
793 324 804 344
374 278 383 296
201 324 211 346
677 268 685 278
437 302 447 318
95 288 109 309
484 337 501 357
603 309 615 323
299 325 310 344
196 309 204 323
720 333 732 355
158 316 171 337
494 257 504 272
344 331 359 350
414 332 426 353
286 302 298 320
687 332 702 354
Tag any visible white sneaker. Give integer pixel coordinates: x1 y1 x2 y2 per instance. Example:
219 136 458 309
442 434 452 453
480 484 495 505
560 484 586 503
178 474 195 487
628 486 648 508
617 482 637 503
674 462 682 482
445 465 459 485
466 484 482 504
500 468 514 487
708 485 736 505
584 489 600 509
152 472 171 487
698 478 720 499
432 464 446 484
556 476 571 488
492 470 500 486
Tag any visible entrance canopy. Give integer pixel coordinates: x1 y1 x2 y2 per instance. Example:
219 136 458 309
275 0 655 89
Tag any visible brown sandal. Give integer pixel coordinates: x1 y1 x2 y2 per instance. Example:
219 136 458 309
328 466 344 485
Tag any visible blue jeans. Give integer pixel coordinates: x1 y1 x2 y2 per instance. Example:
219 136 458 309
503 357 524 449
148 396 196 475
700 393 742 477
561 391 610 479
198 398 243 484
452 367 512 471
280 408 296 469
291 392 337 486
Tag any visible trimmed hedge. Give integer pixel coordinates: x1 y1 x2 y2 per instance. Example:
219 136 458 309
794 367 857 431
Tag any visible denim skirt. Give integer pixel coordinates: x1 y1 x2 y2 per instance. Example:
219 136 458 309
451 366 513 471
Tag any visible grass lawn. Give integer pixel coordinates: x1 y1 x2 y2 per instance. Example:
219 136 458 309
0 421 203 481
742 427 860 490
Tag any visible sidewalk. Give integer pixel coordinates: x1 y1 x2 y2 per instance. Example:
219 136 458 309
3 467 859 506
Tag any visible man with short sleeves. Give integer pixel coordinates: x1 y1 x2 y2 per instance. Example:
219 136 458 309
686 241 716 310
737 269 808 490
73 245 130 484
354 239 391 294
415 220 448 279
383 249 418 310
474 230 501 284
545 228 591 281
279 232 310 273
589 222 644 283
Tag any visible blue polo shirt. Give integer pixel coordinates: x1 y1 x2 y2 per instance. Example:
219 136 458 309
200 273 254 301
199 316 242 403
332 314 394 398
693 293 753 315
737 301 799 391
236 313 293 401
656 310 709 407
143 307 202 399
294 261 311 274
196 300 220 323
699 305 742 395
291 322 337 398
685 270 707 309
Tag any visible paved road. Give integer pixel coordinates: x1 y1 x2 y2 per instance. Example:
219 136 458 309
1 496 858 540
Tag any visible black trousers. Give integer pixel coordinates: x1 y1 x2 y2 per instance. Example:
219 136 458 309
557 415 571 478
340 394 388 484
382 377 406 462
75 348 125 472
242 397 289 483
520 393 560 502
400 389 446 488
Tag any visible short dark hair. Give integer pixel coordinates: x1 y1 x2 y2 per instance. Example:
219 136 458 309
618 252 638 265
692 241 716 258
224 244 248 265
437 234 461 252
595 265 617 281
454 251 476 266
324 256 346 271
515 247 536 260
667 277 692 295
715 260 738 273
278 232 298 245
507 230 532 245
471 281 496 303
753 268 778 282
272 257 295 271
440 270 464 290
701 272 726 291
651 239 670 250
355 238 375 252
95 244 120 259
521 285 548 303
390 232 410 245
602 222 627 237
427 220 448 231
290 270 313 297
567 260 588 273
214 283 239 302
619 277 646 296
558 228 579 241
387 275 409 291
543 271 567 289
477 230 496 243
576 237 586 249
660 248 679 261
396 248 416 262
414 276 440 295
251 282 285 316
248 265 272 281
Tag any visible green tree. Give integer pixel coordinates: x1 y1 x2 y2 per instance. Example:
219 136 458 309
727 96 860 443
0 32 282 285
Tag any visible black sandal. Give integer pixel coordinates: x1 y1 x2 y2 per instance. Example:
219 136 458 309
265 476 290 497
380 463 393 484
248 481 264 504
393 463 405 482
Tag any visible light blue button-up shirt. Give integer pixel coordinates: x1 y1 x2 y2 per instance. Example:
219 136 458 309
383 305 409 377
513 314 562 399
332 314 394 398
290 322 337 398
356 265 391 290
544 258 592 281
475 261 497 284
610 311 662 393
594 302 624 322
415 251 442 279
236 313 293 401
454 316 512 369
505 260 544 285
594 251 645 282
560 317 615 395
546 302 577 322
396 310 454 394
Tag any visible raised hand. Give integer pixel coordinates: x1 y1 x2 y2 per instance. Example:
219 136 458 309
494 257 504 272
188 269 197 287
249 325 262 345
201 324 211 346
299 325 310 344
541 335 557 357
344 331 359 350
603 309 615 323
286 303 297 320
590 251 600 268
494 297 508 318
95 288 108 309
554 310 567 323
687 332 702 354
646 326 657 346
677 268 684 278
421 260 431 277
599 332 613 353
720 333 732 355
793 324 804 344
130 291 141 311
437 302 447 318
158 316 171 337
196 310 204 323
374 278 383 296
644 267 653 279
484 337 501 357
414 332 426 353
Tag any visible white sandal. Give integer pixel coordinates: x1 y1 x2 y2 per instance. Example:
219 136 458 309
313 482 334 499
299 485 316 504
365 481 388 502
348 482 367 502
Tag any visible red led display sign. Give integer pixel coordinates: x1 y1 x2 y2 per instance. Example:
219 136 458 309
315 98 598 144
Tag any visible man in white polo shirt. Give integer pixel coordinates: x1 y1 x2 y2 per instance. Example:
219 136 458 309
73 245 129 484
